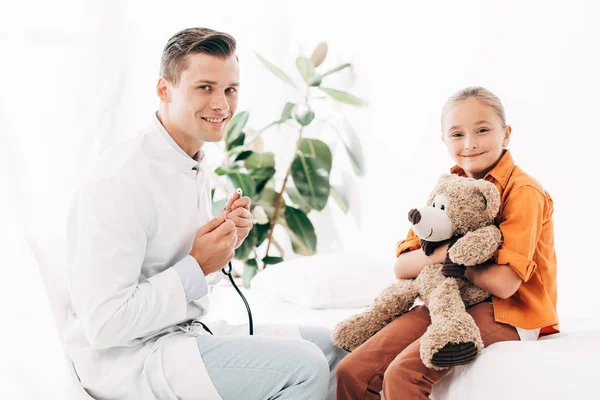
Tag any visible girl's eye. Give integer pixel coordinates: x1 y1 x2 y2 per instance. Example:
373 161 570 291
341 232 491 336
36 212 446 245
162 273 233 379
478 128 489 133
451 132 462 137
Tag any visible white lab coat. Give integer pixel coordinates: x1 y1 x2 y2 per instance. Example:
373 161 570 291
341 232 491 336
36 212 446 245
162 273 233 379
64 115 224 399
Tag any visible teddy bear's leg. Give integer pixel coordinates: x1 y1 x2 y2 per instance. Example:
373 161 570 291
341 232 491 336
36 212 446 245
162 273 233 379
332 279 419 351
420 278 484 369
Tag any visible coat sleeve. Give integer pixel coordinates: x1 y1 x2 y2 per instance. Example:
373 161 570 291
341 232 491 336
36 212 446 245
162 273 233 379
494 185 547 282
395 228 421 257
67 175 189 350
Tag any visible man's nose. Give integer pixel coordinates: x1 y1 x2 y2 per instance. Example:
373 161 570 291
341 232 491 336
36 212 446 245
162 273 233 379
211 92 230 113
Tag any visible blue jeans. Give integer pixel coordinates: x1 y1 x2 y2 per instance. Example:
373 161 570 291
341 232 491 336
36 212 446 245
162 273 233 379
196 325 348 400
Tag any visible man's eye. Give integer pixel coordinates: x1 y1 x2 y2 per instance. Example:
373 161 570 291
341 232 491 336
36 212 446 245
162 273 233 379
198 85 211 91
225 88 237 94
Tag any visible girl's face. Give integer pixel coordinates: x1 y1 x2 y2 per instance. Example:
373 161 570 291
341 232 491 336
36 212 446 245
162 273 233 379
441 97 512 179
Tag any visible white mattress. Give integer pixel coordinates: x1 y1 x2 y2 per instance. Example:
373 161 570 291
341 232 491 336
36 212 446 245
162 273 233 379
206 282 600 400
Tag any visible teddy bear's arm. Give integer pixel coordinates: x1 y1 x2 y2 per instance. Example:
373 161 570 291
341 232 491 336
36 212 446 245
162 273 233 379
448 225 502 266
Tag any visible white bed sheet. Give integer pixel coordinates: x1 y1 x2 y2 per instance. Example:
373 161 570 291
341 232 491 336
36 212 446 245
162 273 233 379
206 281 600 400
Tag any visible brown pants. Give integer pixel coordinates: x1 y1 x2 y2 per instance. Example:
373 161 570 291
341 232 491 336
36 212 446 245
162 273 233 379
335 302 519 400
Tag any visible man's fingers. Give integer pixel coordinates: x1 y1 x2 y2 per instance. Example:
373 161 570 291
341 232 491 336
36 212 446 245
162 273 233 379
232 196 251 211
212 219 237 237
226 188 243 213
197 213 225 235
231 216 254 228
227 207 253 220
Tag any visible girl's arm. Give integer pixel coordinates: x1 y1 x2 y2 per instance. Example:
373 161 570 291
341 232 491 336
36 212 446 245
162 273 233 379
465 262 522 299
394 242 449 279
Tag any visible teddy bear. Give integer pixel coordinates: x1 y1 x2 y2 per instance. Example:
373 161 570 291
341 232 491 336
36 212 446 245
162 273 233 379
332 174 503 369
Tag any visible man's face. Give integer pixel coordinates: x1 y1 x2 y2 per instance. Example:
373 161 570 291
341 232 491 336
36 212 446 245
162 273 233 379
164 53 240 143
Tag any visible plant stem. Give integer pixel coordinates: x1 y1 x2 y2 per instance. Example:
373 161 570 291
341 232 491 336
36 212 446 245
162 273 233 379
265 88 311 262
265 125 304 259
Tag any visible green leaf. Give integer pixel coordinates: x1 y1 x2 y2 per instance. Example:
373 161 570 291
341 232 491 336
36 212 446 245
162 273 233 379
262 256 284 265
329 120 365 176
235 226 257 260
296 56 317 86
321 63 351 78
284 206 317 254
295 109 315 127
299 138 332 171
226 172 256 199
310 42 328 68
320 87 365 106
212 199 227 217
225 112 249 146
229 132 246 150
254 223 270 247
250 167 276 193
281 102 296 120
290 235 314 256
330 185 349 214
245 152 275 170
256 53 297 88
286 185 312 214
234 150 254 161
243 259 259 288
256 188 279 217
214 166 228 176
291 139 332 211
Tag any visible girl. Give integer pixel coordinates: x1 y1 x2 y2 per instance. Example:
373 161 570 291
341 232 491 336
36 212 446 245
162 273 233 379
335 87 558 399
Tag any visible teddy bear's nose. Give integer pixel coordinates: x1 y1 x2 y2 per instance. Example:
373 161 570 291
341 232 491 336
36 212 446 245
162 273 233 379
408 208 421 225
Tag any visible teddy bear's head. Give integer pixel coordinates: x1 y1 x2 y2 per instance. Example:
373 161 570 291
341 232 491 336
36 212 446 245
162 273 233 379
408 174 501 242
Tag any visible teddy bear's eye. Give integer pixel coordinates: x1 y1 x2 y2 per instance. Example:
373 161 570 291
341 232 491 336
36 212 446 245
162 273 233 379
440 205 445 211
432 202 436 208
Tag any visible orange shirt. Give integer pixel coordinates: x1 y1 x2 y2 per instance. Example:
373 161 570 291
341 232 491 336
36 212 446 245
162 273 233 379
396 150 559 334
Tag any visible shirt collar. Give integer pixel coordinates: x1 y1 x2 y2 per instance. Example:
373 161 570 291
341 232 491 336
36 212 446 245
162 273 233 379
450 149 514 189
153 111 205 171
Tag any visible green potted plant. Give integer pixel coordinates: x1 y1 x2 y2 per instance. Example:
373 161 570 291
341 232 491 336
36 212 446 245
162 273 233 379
212 42 366 287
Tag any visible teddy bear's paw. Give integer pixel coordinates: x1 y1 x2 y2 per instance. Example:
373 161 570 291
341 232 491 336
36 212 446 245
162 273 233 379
430 341 477 368
332 313 384 351
419 314 484 369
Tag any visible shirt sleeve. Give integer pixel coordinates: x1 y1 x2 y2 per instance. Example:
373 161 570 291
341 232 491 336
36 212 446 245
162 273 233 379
396 228 421 257
494 185 546 282
68 176 190 350
173 255 209 302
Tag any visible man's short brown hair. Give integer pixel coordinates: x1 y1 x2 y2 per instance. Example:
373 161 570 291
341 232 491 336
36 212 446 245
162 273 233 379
160 27 237 86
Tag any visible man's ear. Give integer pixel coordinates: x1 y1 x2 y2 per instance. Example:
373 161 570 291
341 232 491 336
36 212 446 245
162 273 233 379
502 125 512 147
157 77 170 103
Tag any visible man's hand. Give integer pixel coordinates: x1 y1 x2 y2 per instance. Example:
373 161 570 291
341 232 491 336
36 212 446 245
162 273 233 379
189 213 237 275
225 188 253 248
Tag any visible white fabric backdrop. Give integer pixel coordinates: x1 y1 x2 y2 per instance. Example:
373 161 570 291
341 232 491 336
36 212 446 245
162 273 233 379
1 0 599 398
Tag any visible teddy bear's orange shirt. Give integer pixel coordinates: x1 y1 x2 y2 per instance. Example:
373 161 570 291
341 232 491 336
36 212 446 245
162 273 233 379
396 150 559 335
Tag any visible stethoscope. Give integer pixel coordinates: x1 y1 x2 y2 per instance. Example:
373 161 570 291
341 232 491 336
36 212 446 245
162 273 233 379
196 197 254 336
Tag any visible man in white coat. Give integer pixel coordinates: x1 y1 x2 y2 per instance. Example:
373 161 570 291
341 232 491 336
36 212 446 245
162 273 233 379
64 27 347 400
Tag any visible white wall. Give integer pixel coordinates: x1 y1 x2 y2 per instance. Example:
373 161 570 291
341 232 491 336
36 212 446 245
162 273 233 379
1 0 599 397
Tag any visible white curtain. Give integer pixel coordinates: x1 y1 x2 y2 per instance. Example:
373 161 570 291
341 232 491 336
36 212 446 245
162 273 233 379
2 0 600 397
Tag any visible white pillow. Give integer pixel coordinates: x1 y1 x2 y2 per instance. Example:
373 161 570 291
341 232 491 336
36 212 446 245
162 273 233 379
250 251 396 309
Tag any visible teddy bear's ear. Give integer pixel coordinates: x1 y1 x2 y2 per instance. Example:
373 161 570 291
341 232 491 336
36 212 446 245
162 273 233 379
477 180 501 221
427 174 457 205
